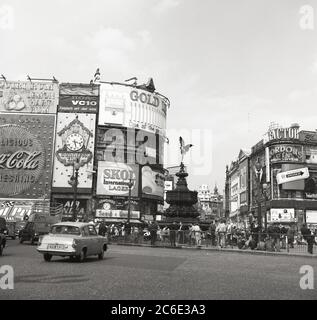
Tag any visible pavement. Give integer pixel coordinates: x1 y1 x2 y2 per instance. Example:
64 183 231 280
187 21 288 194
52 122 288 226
0 239 316 300
111 240 317 258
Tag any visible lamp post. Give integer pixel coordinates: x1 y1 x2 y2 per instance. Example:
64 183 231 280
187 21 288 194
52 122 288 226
254 158 263 241
127 178 134 225
72 159 80 222
262 183 268 233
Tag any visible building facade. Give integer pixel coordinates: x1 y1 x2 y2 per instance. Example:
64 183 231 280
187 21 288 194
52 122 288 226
225 123 317 230
0 77 170 223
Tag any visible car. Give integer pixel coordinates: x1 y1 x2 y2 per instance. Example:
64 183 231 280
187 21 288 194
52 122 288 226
37 222 108 262
0 217 6 256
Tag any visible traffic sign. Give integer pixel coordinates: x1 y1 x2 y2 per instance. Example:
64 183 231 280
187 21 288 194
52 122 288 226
276 167 309 184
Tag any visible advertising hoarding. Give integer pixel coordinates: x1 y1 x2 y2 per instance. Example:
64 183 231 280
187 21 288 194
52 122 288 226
142 166 165 199
97 127 161 165
98 83 168 134
52 113 96 191
269 145 303 163
96 161 139 197
95 198 140 219
58 95 99 113
53 199 87 220
59 83 99 96
0 81 58 114
268 208 295 223
59 83 99 113
0 114 55 199
306 210 317 224
0 200 33 221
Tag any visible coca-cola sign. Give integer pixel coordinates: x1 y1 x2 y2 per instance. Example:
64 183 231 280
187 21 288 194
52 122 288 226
0 115 55 198
0 151 41 170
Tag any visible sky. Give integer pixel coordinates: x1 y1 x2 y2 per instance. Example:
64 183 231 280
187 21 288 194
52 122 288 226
1 0 317 192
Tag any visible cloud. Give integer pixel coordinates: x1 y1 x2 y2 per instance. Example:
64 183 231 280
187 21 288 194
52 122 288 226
288 89 312 102
86 27 152 79
152 0 181 14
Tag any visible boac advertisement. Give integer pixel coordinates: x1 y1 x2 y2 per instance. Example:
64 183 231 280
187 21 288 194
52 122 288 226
0 114 55 198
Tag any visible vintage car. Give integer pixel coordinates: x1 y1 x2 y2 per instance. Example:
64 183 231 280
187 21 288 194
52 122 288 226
37 222 108 262
0 217 6 256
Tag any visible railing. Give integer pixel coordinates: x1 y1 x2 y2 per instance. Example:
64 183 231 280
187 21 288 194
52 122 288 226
107 230 317 255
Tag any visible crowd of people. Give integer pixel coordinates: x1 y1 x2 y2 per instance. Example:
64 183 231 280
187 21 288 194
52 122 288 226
88 218 317 254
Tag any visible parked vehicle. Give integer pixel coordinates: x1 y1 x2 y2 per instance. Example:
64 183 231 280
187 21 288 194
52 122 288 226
37 222 108 262
4 221 16 240
0 217 7 256
19 213 61 244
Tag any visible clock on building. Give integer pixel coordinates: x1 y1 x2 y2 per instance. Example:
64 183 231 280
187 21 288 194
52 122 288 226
66 133 84 151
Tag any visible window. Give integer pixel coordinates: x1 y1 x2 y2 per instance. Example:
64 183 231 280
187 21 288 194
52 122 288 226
88 225 97 236
82 226 89 237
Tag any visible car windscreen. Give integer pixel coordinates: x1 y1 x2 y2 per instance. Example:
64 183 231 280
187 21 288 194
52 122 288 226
50 225 81 235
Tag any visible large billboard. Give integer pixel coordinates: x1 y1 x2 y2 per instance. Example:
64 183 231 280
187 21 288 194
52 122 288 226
0 114 55 198
98 83 168 134
95 198 140 219
267 208 295 223
96 161 139 197
142 165 165 199
52 113 96 191
96 126 163 165
58 83 99 113
0 81 58 114
269 144 303 163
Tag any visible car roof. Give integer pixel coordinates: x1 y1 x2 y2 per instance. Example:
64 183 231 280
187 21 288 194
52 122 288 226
52 222 92 228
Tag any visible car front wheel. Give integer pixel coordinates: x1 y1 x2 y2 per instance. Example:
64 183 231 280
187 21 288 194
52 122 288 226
43 253 52 262
76 249 86 262
98 249 104 260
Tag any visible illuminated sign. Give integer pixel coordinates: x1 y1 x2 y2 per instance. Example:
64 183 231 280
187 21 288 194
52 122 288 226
266 126 299 142
58 95 98 113
52 113 96 190
268 208 295 223
96 161 139 197
0 81 58 114
270 145 303 163
142 165 165 199
98 83 168 134
0 114 55 198
95 198 140 218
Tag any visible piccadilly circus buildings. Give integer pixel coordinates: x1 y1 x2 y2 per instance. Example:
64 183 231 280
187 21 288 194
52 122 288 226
0 77 169 224
225 123 317 230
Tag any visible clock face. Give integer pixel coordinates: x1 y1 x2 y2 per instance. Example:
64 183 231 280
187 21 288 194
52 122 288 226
65 133 84 151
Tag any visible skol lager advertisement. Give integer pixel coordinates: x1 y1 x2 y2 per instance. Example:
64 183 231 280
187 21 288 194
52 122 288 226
96 161 139 197
0 80 58 114
0 114 55 198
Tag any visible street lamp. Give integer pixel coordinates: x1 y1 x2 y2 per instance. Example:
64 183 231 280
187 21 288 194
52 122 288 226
262 183 268 233
254 157 263 240
72 158 80 222
127 178 134 225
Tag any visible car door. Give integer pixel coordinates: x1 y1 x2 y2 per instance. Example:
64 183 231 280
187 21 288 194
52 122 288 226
87 225 99 254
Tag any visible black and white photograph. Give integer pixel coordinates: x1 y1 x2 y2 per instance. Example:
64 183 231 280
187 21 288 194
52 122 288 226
0 0 316 309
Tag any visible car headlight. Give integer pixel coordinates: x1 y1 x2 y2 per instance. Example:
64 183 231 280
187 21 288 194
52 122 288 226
72 239 78 248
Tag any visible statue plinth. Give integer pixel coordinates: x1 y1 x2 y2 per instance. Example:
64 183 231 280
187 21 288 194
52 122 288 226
165 162 199 223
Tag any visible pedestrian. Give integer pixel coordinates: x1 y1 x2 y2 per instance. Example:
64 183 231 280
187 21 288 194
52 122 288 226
98 221 107 237
178 222 184 245
300 223 314 254
169 221 178 247
209 221 216 246
216 219 227 248
286 224 296 249
149 221 158 246
192 223 202 246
